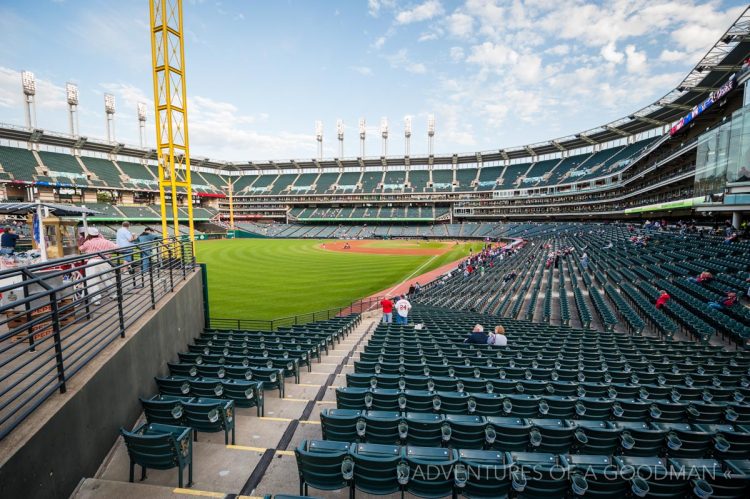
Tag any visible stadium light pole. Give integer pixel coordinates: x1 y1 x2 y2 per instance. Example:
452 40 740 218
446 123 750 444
66 83 79 137
21 71 37 130
427 114 435 157
358 118 366 158
104 93 116 143
404 116 412 157
137 102 147 148
336 119 344 158
380 117 389 157
315 120 323 160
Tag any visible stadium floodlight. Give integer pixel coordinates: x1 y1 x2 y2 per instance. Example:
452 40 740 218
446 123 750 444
358 118 366 157
404 116 412 157
21 71 37 130
427 114 435 156
104 93 116 143
21 71 36 96
104 93 116 114
137 102 147 122
66 83 80 138
336 119 344 158
315 120 323 159
380 117 389 157
137 102 147 148
65 83 79 105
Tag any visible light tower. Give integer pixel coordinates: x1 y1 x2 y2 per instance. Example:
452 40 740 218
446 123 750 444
404 116 412 157
358 118 366 157
137 102 147 148
336 119 344 158
21 71 37 130
315 120 323 160
104 93 116 143
427 114 435 156
380 117 389 157
66 83 80 137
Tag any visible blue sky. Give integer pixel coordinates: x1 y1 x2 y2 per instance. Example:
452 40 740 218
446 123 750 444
0 0 747 162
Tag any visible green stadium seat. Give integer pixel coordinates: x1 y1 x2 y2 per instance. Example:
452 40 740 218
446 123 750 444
120 422 193 488
140 395 194 426
183 398 235 445
320 409 362 442
403 446 458 498
294 440 351 496
349 442 404 496
455 449 512 498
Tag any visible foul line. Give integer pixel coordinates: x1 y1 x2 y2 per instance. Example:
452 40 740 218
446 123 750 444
386 254 439 296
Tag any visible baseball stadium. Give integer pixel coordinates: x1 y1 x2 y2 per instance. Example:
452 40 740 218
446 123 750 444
2 1 750 498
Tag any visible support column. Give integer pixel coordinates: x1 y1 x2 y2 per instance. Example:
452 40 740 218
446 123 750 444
732 211 742 230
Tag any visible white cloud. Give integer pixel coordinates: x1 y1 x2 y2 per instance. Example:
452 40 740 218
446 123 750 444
446 12 473 38
368 0 395 17
625 44 647 73
0 67 67 112
600 42 624 64
373 36 387 49
546 44 570 56
466 42 519 68
350 66 373 76
418 32 439 42
449 46 465 62
659 49 684 62
395 0 444 25
386 49 428 74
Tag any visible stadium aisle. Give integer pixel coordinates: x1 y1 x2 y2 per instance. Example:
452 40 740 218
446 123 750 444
80 312 381 499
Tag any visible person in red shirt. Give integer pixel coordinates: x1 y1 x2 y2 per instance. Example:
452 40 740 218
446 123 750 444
380 296 393 324
655 290 670 309
708 291 737 310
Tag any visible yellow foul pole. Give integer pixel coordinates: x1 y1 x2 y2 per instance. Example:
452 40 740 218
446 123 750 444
149 0 195 249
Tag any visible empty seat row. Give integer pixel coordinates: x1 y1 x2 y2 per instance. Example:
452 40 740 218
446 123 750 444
295 439 750 498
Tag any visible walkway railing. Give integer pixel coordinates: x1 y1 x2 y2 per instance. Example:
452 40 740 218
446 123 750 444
209 295 384 331
0 237 197 440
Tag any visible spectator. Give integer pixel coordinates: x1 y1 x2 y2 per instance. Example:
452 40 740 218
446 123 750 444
655 290 670 309
394 295 411 325
116 221 136 263
581 252 589 270
408 284 416 297
77 226 87 247
688 271 713 286
414 282 421 295
79 228 118 305
464 324 489 345
0 227 19 255
708 291 738 310
490 325 508 346
136 227 160 273
380 296 393 324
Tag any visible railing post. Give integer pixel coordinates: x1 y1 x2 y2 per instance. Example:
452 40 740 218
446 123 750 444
149 253 156 310
20 272 35 352
181 240 187 281
168 245 175 291
48 291 67 394
114 266 126 338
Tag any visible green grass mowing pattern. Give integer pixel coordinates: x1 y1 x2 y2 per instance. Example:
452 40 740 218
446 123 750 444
196 238 483 320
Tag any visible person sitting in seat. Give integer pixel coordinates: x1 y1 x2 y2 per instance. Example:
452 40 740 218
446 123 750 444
708 291 738 310
489 325 508 346
689 271 714 286
464 324 489 345
655 290 670 309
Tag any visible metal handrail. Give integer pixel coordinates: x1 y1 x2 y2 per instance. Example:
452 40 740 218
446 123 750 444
0 236 197 440
208 295 384 331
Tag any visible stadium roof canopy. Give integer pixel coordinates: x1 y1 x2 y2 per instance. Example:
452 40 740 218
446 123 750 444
0 8 749 171
0 202 99 216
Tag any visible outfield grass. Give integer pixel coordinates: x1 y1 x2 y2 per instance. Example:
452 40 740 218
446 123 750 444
196 239 482 320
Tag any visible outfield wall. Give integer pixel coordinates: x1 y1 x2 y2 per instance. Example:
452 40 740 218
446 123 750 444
0 271 205 499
